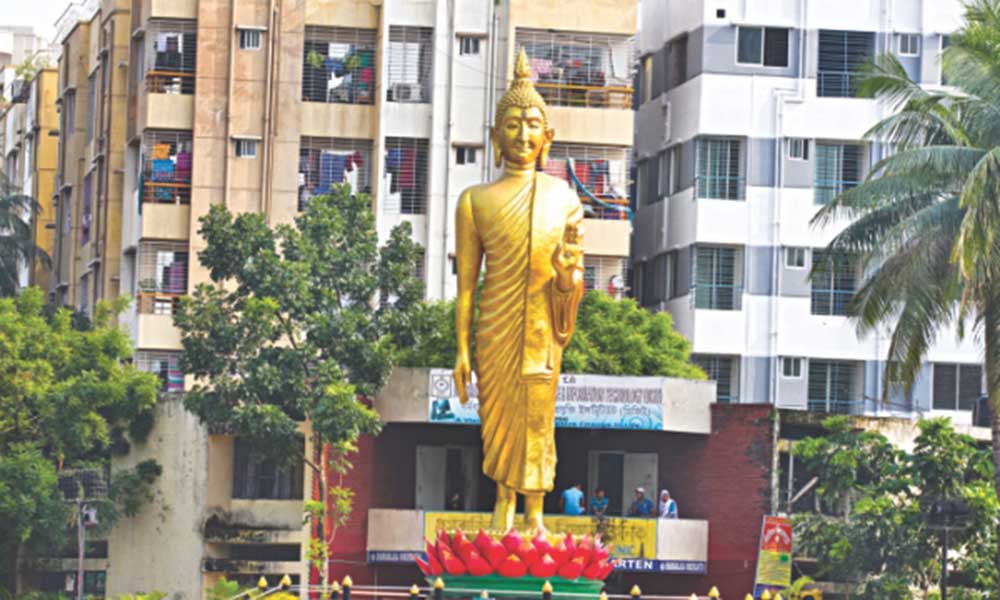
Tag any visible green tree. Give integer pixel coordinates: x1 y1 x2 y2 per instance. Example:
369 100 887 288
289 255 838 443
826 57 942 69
0 172 50 297
399 291 705 378
813 0 1000 580
174 186 422 593
0 288 160 593
793 417 997 598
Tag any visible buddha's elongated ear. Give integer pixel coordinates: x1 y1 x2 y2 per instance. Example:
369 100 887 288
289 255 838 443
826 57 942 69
537 127 555 170
491 128 503 168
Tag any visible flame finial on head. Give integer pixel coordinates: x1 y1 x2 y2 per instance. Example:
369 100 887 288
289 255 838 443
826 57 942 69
494 46 548 127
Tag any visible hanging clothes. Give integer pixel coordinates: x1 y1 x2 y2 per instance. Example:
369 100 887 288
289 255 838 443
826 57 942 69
573 160 591 187
398 148 417 188
151 144 171 160
544 157 569 182
175 152 192 182
151 159 175 182
317 152 348 193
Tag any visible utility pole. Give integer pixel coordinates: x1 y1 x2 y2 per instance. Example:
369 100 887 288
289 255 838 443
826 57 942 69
57 470 105 600
928 498 971 600
76 499 85 600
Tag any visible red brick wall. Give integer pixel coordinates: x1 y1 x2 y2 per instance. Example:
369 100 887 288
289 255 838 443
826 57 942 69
323 404 775 598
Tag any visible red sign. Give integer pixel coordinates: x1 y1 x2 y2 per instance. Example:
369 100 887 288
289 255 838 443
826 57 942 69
760 516 792 553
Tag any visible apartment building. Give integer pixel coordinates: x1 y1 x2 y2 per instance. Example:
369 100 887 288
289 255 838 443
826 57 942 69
632 0 985 421
0 26 60 102
1 68 59 292
44 0 636 597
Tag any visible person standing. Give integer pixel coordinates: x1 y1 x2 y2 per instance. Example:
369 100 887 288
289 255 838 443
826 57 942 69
560 483 585 516
659 489 678 519
628 487 654 517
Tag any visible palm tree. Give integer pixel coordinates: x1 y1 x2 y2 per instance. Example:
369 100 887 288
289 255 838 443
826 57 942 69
0 170 49 296
814 0 1000 580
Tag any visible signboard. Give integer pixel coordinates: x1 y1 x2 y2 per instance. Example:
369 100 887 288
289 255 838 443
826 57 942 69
615 558 707 574
752 515 792 596
367 550 423 564
423 512 657 560
428 369 664 431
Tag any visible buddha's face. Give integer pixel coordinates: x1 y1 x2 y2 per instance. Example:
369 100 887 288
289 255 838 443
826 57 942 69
493 106 554 168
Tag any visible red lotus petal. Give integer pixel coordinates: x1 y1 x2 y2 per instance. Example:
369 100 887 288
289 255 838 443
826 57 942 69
466 550 494 576
516 540 539 567
425 549 445 576
416 557 432 576
563 532 576 554
529 553 558 578
497 554 528 578
474 529 493 554
501 530 522 554
532 531 553 556
453 528 468 547
485 539 508 569
550 541 570 567
557 556 585 580
457 540 478 564
582 560 603 580
599 561 616 579
572 546 593 563
442 550 467 576
593 546 610 564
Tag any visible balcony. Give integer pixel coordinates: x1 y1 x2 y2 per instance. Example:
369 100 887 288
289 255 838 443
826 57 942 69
366 509 708 574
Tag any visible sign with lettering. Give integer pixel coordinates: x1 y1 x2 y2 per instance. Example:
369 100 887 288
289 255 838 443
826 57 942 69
428 369 664 431
614 558 708 574
753 515 793 596
423 512 657 560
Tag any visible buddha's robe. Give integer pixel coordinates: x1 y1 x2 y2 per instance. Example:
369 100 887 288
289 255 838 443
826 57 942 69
470 173 584 493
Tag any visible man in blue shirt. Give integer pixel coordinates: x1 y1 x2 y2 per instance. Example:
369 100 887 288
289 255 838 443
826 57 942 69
628 487 654 517
589 488 609 517
560 483 585 516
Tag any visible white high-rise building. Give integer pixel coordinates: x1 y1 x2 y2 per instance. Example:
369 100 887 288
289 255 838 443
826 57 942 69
632 0 984 420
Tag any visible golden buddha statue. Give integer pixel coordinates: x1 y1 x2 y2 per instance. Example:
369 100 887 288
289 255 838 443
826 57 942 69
453 47 585 533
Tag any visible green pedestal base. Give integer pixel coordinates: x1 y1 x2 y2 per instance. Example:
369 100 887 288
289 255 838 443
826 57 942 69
427 575 603 599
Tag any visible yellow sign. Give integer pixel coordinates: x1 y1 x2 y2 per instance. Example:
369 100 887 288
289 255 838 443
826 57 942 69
423 512 656 559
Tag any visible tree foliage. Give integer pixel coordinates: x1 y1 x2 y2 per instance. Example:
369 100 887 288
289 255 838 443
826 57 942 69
0 287 160 592
793 417 997 598
0 172 50 297
399 291 705 379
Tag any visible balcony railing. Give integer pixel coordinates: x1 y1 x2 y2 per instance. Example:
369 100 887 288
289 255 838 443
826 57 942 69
808 398 862 415
695 175 745 201
811 288 855 316
145 70 195 95
817 71 863 98
137 291 184 316
535 82 632 109
814 179 860 205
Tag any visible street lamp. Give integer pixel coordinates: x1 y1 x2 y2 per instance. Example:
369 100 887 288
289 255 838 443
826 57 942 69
927 498 971 600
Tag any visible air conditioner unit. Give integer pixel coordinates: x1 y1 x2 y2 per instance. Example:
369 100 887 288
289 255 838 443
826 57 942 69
392 82 423 103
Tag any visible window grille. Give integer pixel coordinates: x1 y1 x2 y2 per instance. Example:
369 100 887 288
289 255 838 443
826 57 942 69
584 255 629 298
455 146 478 165
736 27 789 67
239 29 262 50
817 30 874 97
383 137 429 215
81 173 92 245
787 138 809 160
814 142 863 204
808 360 857 414
695 137 744 200
544 143 631 219
692 354 738 403
784 247 806 268
638 252 673 308
234 139 258 158
299 137 373 210
897 33 920 57
459 36 481 56
134 350 184 393
144 20 197 95
932 363 982 411
232 438 304 500
694 245 740 310
782 357 802 378
136 241 188 315
302 26 377 105
387 26 433 103
141 130 193 204
58 468 107 500
668 35 687 89
515 28 634 109
811 251 856 316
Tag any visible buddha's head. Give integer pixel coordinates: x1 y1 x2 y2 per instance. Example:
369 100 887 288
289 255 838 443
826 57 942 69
492 47 554 170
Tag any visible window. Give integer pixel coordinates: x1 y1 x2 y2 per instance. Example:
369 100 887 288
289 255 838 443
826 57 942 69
143 130 193 204
61 190 71 235
814 142 863 204
137 242 189 315
788 138 809 160
64 90 76 130
144 21 197 94
584 264 597 291
387 26 434 103
232 438 304 500
639 252 673 308
784 247 806 268
85 74 96 142
299 137 373 210
736 27 790 67
516 28 635 109
693 355 739 403
897 33 920 56
234 138 258 158
817 30 875 97
458 36 480 55
134 351 184 393
940 35 950 85
81 174 92 246
932 363 982 411
543 143 631 217
695 246 740 310
811 251 856 316
695 137 743 200
455 146 477 165
808 360 856 413
641 55 652 104
384 137 429 215
79 274 89 316
782 357 802 378
585 255 629 298
239 29 262 50
302 26 377 105
657 147 679 199
668 34 688 89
